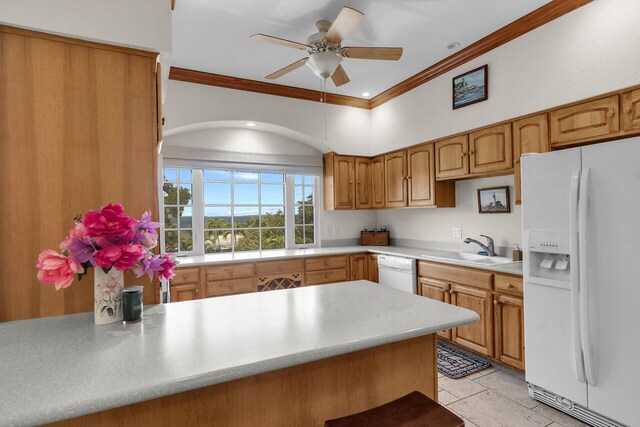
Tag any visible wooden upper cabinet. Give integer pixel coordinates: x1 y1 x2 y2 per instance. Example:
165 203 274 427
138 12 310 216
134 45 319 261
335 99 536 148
407 144 435 207
435 135 469 180
371 156 386 209
384 150 408 208
622 89 640 133
469 123 513 175
354 157 372 209
513 114 549 205
550 95 620 147
332 155 355 209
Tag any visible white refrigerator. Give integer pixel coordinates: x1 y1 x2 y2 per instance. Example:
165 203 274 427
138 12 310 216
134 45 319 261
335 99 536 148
521 137 640 427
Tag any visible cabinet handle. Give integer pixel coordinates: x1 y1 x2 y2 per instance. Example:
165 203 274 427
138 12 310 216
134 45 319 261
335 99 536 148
183 273 188 279
493 299 498 305
507 283 514 289
607 110 614 118
357 181 361 184
469 150 475 155
195 289 200 295
407 176 412 180
624 106 632 114
514 159 520 164
349 180 353 184
449 289 454 294
460 153 467 158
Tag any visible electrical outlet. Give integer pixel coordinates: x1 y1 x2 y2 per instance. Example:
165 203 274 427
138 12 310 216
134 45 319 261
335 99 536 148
452 227 462 238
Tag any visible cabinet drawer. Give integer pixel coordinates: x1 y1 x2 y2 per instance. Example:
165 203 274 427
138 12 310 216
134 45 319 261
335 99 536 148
305 256 347 272
419 261 493 290
205 278 255 297
494 274 523 295
205 263 254 281
171 267 200 285
255 259 304 276
305 268 348 286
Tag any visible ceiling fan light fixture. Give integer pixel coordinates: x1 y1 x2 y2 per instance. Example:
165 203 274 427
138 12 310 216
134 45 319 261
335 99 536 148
306 51 343 79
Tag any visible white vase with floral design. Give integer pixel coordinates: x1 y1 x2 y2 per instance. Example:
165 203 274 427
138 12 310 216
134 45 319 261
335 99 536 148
94 268 124 325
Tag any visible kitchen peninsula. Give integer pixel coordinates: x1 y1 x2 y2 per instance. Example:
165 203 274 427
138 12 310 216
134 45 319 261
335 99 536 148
0 281 477 427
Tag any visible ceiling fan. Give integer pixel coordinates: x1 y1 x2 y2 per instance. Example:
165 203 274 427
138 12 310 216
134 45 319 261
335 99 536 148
250 6 403 87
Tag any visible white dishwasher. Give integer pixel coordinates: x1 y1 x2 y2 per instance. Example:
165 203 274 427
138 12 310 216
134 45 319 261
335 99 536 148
377 255 417 294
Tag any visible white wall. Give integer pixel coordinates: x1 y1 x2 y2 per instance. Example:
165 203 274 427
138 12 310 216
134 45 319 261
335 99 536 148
370 0 640 152
377 176 521 251
164 80 372 156
0 0 173 88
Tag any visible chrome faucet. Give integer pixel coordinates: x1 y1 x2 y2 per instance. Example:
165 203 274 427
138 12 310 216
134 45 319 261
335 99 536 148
464 235 496 256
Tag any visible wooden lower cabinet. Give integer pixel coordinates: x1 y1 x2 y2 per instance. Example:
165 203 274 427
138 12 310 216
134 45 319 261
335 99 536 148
349 254 369 281
172 284 199 302
451 284 493 357
494 294 525 371
419 262 525 370
368 254 379 283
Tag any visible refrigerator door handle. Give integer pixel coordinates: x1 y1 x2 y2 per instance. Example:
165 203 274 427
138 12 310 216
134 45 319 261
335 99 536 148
579 168 596 386
569 169 586 383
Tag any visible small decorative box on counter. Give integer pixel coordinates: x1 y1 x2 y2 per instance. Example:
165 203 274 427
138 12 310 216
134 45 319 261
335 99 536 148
360 230 389 246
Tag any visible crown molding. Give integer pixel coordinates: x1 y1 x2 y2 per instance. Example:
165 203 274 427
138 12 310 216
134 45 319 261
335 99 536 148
169 67 371 109
170 0 591 110
369 0 592 108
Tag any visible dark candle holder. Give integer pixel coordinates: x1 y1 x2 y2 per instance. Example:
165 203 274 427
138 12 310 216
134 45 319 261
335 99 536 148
122 286 144 323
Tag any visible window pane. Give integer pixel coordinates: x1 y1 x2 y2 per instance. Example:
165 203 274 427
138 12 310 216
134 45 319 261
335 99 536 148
179 184 192 205
261 228 285 250
295 186 304 204
180 230 193 252
163 168 177 182
204 182 231 204
294 175 303 185
179 169 192 182
204 229 232 253
295 226 304 244
304 206 313 225
261 184 284 205
179 207 192 228
234 171 259 182
303 186 314 203
261 206 285 227
294 204 304 225
163 183 177 205
204 206 232 229
234 229 260 251
204 170 230 181
165 230 178 253
234 183 258 205
261 173 284 183
234 206 259 228
304 226 314 244
164 207 178 228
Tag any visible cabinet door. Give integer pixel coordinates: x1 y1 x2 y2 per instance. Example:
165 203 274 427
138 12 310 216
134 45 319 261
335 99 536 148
354 157 372 209
368 254 379 283
494 294 525 370
407 144 435 207
622 89 640 133
349 254 369 281
333 155 355 209
513 114 549 205
371 156 386 209
435 135 469 179
384 150 407 208
550 95 620 147
172 284 199 302
419 277 452 340
469 123 513 175
451 284 493 357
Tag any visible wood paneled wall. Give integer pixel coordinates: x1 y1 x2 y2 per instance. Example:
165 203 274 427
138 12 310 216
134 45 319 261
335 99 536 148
0 26 159 322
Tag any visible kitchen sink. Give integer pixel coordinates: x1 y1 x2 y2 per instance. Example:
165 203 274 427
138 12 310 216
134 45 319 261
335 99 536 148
423 251 517 266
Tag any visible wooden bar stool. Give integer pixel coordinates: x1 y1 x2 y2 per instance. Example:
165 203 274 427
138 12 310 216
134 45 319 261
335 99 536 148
324 391 465 427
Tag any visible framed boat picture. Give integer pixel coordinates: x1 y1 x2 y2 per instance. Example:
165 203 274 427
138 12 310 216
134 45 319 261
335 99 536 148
453 65 488 109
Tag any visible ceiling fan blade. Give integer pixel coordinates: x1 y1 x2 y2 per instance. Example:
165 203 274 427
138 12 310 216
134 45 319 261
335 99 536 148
325 7 364 44
265 58 308 80
331 64 350 87
340 47 403 60
250 33 310 50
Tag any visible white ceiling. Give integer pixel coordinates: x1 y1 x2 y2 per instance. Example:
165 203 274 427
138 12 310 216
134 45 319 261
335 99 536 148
172 0 550 98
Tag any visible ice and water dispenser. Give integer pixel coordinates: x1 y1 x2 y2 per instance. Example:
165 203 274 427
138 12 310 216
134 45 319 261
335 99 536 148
525 230 571 282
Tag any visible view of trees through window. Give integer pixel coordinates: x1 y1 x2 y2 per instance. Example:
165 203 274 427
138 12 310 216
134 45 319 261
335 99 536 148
162 168 316 254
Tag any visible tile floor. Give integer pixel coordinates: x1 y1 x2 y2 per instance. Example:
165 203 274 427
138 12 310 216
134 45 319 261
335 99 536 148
438 352 589 427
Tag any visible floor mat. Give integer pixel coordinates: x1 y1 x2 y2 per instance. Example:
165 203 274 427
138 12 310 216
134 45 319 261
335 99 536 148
438 341 491 379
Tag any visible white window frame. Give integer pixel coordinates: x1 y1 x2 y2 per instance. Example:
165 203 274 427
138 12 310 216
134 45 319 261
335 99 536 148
161 167 320 255
162 168 197 256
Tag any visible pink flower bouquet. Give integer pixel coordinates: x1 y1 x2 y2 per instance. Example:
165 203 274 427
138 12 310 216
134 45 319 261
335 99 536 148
36 204 175 290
